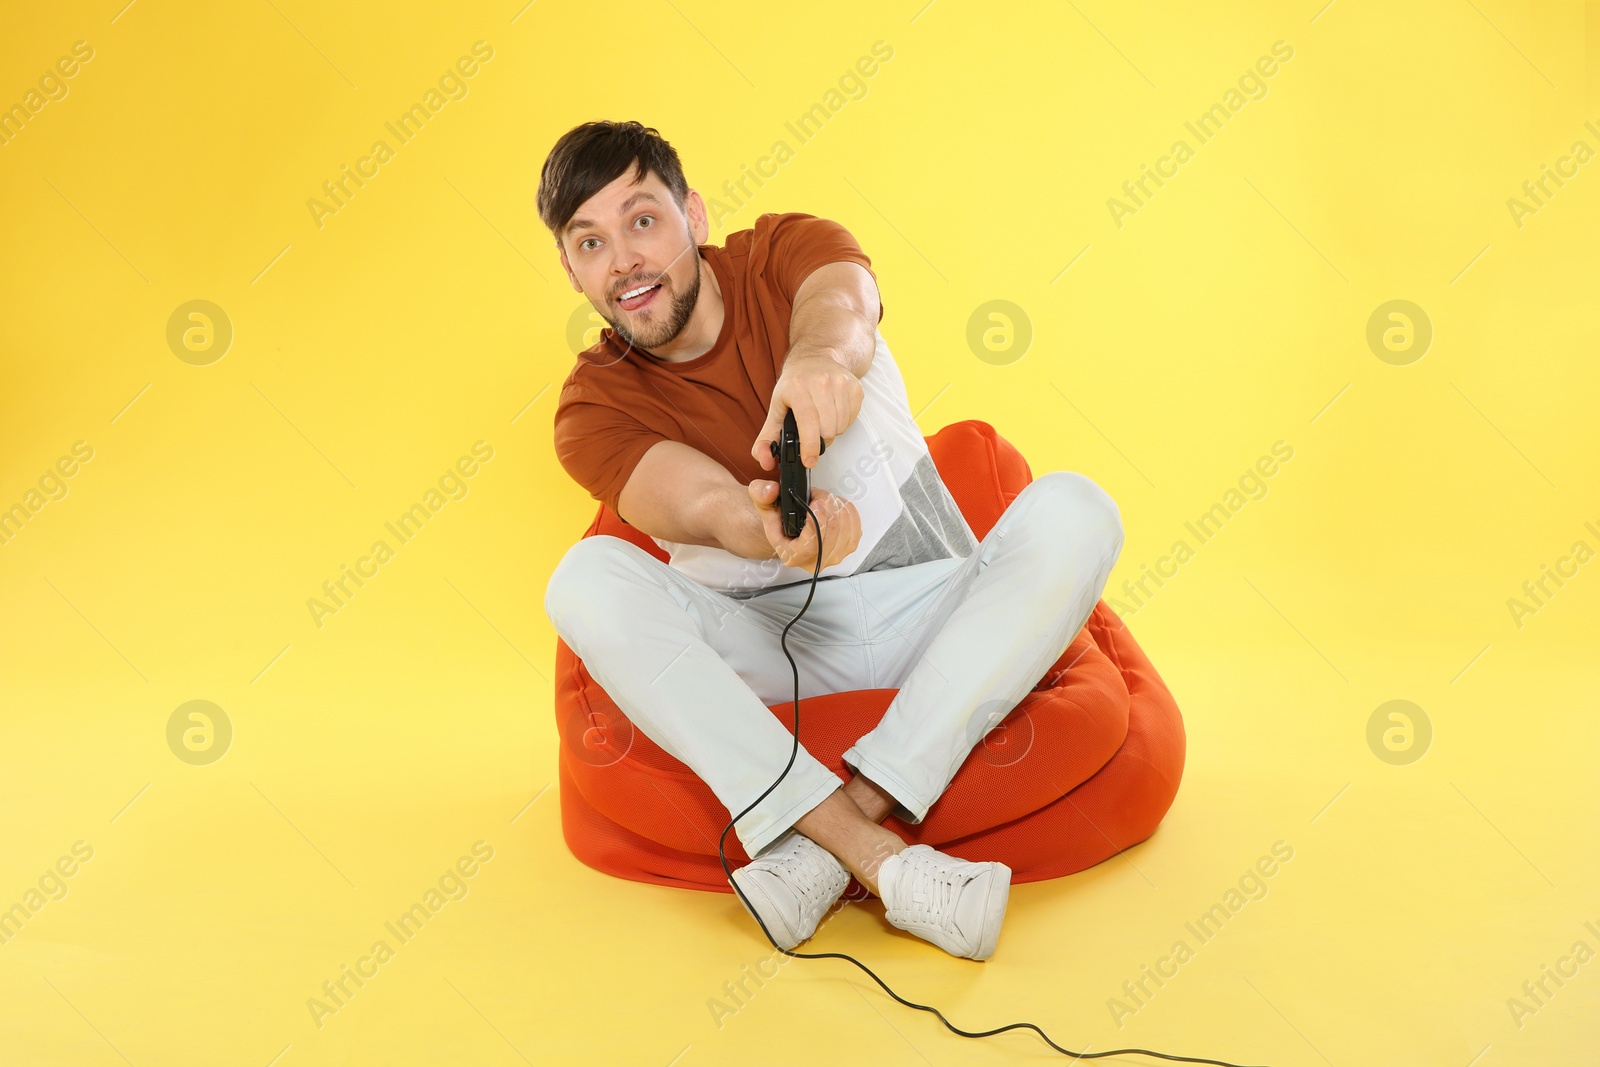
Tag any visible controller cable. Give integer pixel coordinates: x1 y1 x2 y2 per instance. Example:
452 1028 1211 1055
715 437 1275 1066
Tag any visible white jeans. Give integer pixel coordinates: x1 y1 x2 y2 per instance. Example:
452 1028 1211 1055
544 471 1124 861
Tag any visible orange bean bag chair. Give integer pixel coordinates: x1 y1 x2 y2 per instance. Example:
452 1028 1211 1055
553 419 1186 893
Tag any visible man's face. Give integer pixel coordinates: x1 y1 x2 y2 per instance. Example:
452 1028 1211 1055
558 165 709 353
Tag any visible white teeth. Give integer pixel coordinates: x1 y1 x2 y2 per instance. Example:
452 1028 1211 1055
621 283 657 300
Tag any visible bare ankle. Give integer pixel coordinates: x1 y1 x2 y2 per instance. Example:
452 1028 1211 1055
792 790 906 897
842 773 898 825
856 831 908 896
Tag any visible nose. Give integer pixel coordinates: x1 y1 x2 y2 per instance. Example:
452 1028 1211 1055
609 241 645 294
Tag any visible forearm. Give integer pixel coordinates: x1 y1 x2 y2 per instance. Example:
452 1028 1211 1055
788 263 879 378
697 482 778 560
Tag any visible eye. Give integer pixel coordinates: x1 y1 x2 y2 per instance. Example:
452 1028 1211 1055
579 238 599 252
636 215 653 229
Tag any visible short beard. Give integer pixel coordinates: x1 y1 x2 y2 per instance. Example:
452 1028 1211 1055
607 238 702 355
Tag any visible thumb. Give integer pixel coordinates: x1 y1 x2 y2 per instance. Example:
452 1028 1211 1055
752 402 786 471
748 479 778 508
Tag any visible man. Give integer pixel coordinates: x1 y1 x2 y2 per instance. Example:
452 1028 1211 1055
540 121 1124 961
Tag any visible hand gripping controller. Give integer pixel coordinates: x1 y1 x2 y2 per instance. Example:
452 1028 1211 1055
768 409 826 539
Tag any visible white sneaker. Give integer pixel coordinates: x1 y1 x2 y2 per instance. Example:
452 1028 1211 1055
877 844 1011 960
730 830 851 950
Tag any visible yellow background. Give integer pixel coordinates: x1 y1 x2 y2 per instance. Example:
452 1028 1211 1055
2 1 1597 1064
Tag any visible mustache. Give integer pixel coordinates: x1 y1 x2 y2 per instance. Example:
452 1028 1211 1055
608 232 699 300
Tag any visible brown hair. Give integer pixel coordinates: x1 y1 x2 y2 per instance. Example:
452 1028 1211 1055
536 121 689 246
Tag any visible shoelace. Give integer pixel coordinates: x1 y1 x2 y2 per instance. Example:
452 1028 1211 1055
895 851 970 932
775 838 846 910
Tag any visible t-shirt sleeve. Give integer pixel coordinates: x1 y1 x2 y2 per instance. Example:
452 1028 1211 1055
552 394 667 523
765 213 884 325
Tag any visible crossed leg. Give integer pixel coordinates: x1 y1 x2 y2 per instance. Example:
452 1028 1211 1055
544 470 1122 897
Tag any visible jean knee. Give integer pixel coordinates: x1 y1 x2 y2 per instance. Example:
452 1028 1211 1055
1024 471 1124 561
543 535 641 638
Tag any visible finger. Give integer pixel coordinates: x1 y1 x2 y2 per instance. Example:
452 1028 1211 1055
792 399 822 469
825 376 859 452
752 398 786 471
823 499 847 566
778 521 808 567
761 507 791 560
819 395 844 454
799 522 821 570
822 496 856 566
752 424 778 471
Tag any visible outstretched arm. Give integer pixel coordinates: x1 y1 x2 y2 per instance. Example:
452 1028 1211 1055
752 260 882 471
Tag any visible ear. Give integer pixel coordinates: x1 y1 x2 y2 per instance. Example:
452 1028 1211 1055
686 189 710 246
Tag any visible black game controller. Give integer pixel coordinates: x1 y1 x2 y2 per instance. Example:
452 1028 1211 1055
768 409 826 539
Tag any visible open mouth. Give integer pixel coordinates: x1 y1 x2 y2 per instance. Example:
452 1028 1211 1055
617 281 663 312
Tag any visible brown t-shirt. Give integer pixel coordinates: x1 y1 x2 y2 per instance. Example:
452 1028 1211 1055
552 212 883 523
